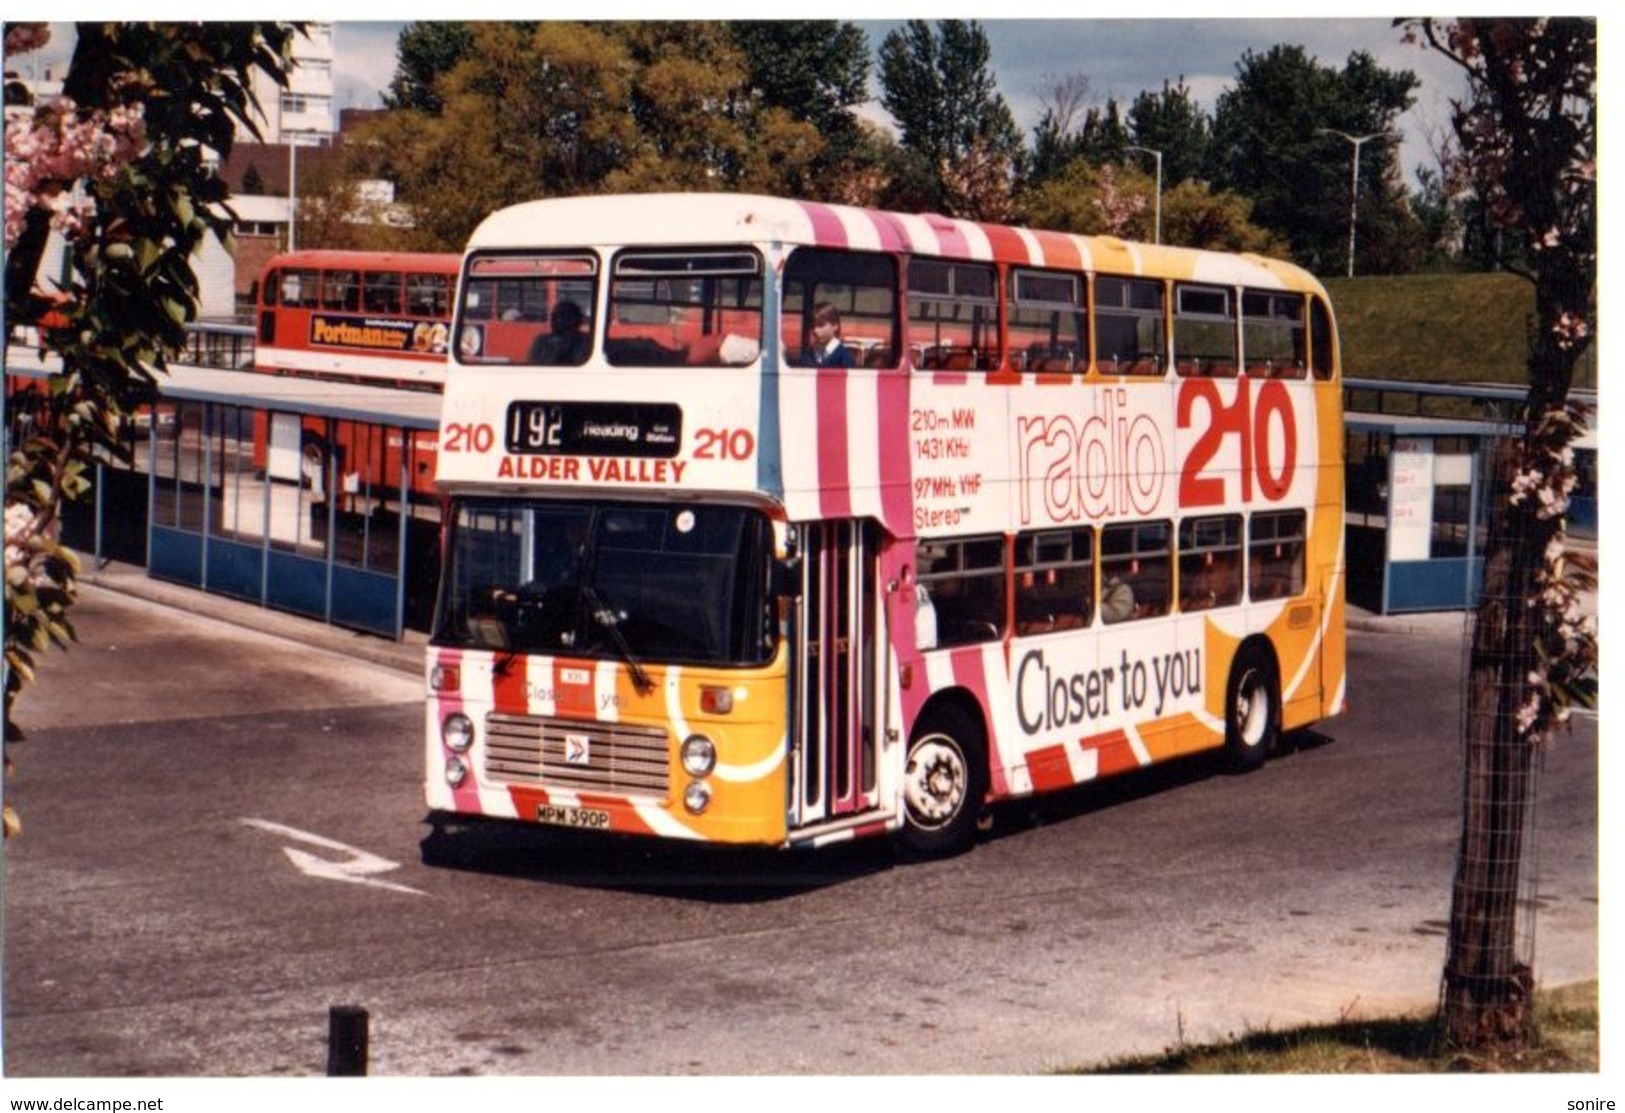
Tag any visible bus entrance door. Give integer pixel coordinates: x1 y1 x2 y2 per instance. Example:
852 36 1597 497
789 521 888 837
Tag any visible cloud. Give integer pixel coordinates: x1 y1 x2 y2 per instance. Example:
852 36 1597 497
333 22 404 110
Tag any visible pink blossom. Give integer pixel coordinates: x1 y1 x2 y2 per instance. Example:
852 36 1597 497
4 99 148 248
1552 312 1589 351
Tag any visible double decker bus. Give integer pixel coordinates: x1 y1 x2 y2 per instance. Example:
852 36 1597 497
425 193 1346 857
255 249 459 388
253 249 460 496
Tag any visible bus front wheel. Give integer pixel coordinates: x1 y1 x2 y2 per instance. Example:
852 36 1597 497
1224 644 1280 772
898 705 987 859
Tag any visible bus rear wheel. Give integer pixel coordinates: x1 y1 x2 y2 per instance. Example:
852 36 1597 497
1224 645 1280 772
898 705 987 859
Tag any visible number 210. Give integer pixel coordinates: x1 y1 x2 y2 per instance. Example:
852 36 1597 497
694 427 756 461
1177 378 1297 507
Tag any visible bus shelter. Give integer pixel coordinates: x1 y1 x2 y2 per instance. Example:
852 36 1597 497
1344 413 1510 615
5 349 441 639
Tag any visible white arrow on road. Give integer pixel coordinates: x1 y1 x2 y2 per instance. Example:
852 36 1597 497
241 818 427 896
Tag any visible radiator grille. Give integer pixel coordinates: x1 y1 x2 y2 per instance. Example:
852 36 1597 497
483 713 670 797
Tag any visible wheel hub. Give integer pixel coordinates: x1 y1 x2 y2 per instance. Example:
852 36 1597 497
905 738 965 827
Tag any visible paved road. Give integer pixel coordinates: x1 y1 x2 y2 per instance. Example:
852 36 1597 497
2 588 1597 1076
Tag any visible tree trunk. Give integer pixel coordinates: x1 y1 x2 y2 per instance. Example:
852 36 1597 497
1439 440 1548 1049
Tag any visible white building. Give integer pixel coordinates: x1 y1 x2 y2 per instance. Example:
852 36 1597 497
245 22 336 145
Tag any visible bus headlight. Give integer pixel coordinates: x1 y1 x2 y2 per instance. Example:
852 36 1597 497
681 734 717 777
444 756 468 787
683 780 712 815
442 713 475 753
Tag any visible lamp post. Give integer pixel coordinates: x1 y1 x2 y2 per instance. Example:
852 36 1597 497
1318 128 1393 278
1125 144 1163 245
285 128 320 252
286 132 304 252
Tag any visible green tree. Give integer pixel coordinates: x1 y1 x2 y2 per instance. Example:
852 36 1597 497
731 20 871 177
362 22 639 249
877 20 1023 213
3 22 302 836
1021 156 1284 255
368 21 840 245
1159 180 1290 255
1127 78 1212 186
608 21 760 192
382 21 476 115
1408 164 1467 270
1021 159 1148 237
1075 99 1131 167
1404 16 1597 1053
1209 45 1419 274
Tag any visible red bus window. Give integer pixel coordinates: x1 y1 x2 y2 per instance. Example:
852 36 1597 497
280 268 320 309
363 271 403 315
406 273 450 318
321 269 360 312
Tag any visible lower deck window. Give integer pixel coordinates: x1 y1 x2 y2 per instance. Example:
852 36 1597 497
1099 520 1171 623
1249 509 1307 600
915 535 1006 648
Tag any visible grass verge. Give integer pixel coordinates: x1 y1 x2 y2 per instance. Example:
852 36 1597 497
1077 981 1597 1074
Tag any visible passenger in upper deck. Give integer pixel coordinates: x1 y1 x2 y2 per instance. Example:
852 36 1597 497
806 302 855 368
526 300 590 366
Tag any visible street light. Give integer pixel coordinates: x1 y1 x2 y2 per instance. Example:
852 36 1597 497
286 130 313 252
1318 128 1395 278
1125 144 1163 245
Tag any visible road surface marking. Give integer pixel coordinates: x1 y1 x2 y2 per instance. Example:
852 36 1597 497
241 817 427 896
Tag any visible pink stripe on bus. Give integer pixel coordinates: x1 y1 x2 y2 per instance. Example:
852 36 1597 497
867 209 912 254
948 644 1010 798
797 201 850 248
816 370 854 519
437 649 484 813
875 370 914 532
925 215 971 259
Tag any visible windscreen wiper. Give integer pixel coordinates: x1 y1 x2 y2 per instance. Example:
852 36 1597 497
580 583 656 695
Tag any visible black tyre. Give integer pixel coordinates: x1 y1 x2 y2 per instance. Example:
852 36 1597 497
898 704 987 858
1224 644 1280 772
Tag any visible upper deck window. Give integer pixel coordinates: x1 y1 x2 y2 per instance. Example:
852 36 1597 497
1241 290 1306 379
1094 276 1165 375
1008 269 1085 374
1310 295 1336 381
456 253 599 366
908 259 1000 372
1174 283 1237 378
783 247 899 369
605 249 764 368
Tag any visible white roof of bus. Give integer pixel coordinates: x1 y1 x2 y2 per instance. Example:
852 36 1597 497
465 192 1322 294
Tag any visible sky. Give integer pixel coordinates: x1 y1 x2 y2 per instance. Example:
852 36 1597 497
16 14 1471 188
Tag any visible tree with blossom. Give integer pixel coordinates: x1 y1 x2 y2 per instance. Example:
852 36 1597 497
3 22 302 837
1402 17 1597 1050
